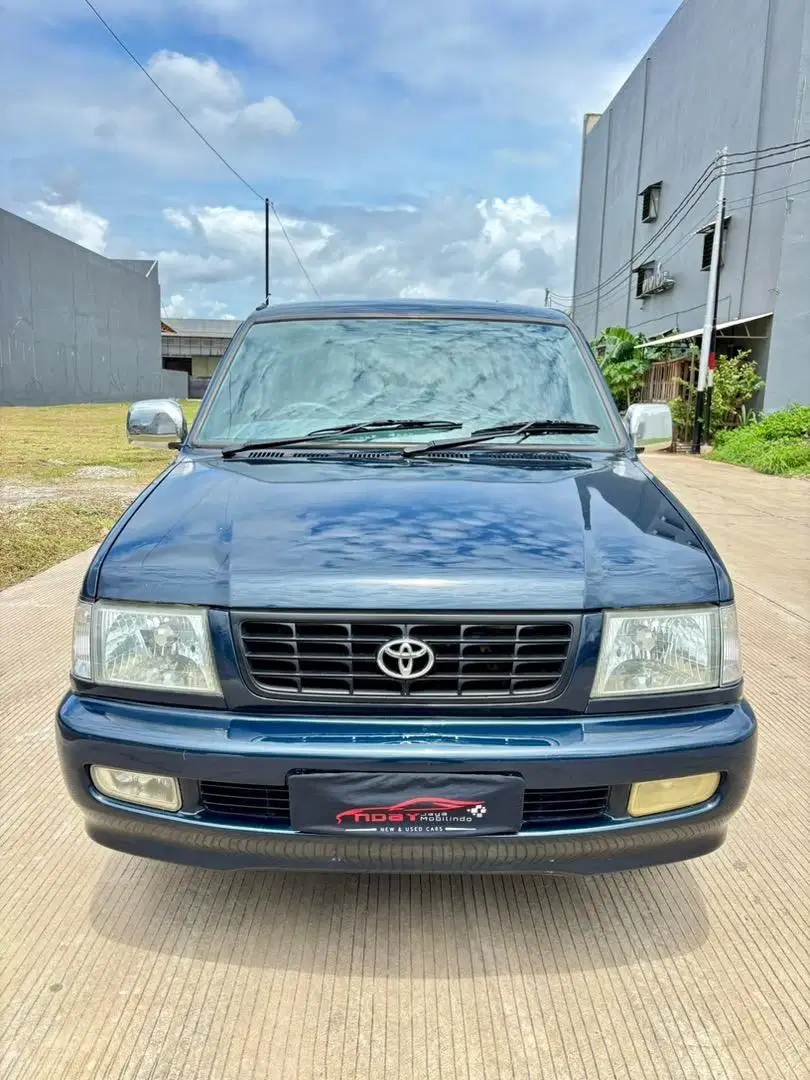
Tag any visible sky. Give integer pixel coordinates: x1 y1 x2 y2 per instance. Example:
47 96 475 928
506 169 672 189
1 0 680 318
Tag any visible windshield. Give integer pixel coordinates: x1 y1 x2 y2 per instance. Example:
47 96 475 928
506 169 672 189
194 318 622 449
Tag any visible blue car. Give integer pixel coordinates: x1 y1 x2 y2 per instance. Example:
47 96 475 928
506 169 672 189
57 300 756 873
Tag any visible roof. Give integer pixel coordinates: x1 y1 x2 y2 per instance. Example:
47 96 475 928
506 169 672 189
638 312 774 348
161 317 243 337
247 299 571 325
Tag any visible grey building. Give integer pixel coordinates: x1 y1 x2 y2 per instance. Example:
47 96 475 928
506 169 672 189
571 0 810 412
161 317 242 397
0 207 187 405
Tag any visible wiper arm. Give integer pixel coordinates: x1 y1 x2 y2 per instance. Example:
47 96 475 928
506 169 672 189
403 419 600 458
221 419 464 457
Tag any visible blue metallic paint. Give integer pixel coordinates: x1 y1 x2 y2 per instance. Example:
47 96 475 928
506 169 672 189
62 301 753 872
87 453 722 611
56 693 755 873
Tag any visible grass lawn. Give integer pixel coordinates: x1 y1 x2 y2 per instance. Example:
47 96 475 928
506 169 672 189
0 400 200 590
708 405 810 477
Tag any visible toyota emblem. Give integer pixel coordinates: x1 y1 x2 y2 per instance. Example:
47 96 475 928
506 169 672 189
376 636 435 680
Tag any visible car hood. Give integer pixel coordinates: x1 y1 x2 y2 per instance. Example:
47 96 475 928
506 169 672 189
93 454 721 610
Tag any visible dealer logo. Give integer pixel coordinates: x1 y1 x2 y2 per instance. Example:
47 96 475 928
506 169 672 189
336 797 486 827
376 636 435 679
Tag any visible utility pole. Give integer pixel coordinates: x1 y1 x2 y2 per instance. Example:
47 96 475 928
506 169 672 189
691 148 728 453
264 198 271 303
544 287 550 308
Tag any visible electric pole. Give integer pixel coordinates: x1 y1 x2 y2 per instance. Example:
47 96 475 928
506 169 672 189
544 287 550 307
264 198 271 303
691 148 728 454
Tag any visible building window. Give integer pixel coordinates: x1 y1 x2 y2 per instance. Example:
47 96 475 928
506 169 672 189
700 217 731 271
640 182 662 223
635 263 656 298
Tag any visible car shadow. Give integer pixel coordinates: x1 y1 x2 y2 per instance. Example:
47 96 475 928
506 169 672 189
89 856 709 975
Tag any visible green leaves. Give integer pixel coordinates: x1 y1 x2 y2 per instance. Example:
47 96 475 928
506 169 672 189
590 327 653 411
668 351 765 442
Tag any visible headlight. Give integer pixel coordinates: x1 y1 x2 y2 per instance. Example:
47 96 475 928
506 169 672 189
72 600 220 695
592 604 741 697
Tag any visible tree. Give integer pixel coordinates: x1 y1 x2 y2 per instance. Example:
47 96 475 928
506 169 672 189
591 327 654 411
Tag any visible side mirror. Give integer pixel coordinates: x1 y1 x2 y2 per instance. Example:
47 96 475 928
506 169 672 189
127 399 187 449
625 403 673 451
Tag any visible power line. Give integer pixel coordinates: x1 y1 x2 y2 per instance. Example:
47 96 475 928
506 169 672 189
558 162 721 305
725 150 810 179
556 148 810 307
560 172 810 313
559 206 717 312
81 0 264 201
726 135 810 161
80 0 322 299
269 203 322 299
551 168 719 304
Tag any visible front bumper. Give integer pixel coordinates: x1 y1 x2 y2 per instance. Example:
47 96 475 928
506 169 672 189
56 694 756 874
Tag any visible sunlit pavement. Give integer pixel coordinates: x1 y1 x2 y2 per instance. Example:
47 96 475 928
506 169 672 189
1 453 808 1080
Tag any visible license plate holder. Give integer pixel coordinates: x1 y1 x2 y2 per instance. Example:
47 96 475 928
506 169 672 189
288 772 525 836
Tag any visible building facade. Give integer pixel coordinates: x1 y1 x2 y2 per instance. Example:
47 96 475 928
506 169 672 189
572 0 810 412
161 317 242 397
0 208 186 406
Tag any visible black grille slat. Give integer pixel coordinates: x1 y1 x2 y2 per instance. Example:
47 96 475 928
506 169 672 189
198 782 608 830
199 782 291 824
522 785 610 826
236 616 574 701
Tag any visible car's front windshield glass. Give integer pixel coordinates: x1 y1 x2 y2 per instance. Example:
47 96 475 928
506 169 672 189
194 317 622 448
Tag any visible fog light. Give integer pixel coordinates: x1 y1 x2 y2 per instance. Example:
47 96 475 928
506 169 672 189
628 773 720 817
90 767 181 811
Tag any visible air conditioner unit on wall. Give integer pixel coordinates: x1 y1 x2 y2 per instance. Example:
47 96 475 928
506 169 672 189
636 262 675 299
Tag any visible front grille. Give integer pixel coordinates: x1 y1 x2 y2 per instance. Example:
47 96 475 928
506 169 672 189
199 782 291 826
235 615 575 700
198 782 610 830
521 787 610 827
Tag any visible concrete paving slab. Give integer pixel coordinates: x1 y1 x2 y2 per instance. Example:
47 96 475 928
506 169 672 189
1 460 808 1080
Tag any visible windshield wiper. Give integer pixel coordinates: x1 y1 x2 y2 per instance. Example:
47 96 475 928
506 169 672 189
221 419 464 458
403 419 600 458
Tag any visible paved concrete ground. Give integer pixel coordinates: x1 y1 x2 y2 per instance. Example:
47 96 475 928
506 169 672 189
1 454 808 1080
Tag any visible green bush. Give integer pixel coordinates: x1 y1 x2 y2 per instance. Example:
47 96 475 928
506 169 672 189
754 403 810 440
710 405 810 476
668 351 764 442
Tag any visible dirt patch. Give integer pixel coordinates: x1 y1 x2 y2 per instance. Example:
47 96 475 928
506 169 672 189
74 465 136 480
0 480 142 512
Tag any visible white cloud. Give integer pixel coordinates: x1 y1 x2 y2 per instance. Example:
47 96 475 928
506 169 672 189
163 293 194 317
163 208 194 231
162 291 239 319
25 200 109 254
3 47 299 181
145 51 299 138
147 51 242 110
147 250 237 283
158 192 575 307
169 205 334 261
239 98 299 136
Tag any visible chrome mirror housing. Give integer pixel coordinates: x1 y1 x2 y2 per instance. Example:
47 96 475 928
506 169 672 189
127 399 187 449
625 402 673 451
